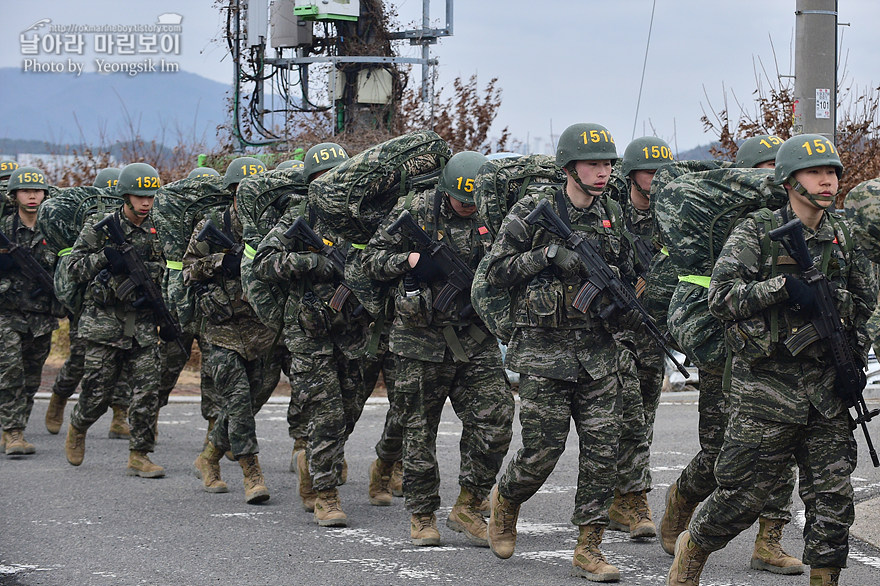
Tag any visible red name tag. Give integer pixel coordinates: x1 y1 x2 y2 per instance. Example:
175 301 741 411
150 228 157 234
42 239 47 245
833 237 838 244
602 220 612 228
477 226 489 235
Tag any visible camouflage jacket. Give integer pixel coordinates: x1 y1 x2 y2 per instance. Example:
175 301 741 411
67 208 165 349
708 202 877 424
484 187 636 382
183 205 275 361
0 211 60 336
252 205 365 360
362 189 493 363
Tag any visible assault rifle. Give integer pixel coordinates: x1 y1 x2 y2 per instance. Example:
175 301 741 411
94 213 188 355
0 228 55 299
283 217 353 312
386 210 474 316
525 199 689 378
769 218 879 467
195 218 244 257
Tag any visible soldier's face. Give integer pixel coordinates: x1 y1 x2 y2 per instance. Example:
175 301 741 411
15 188 45 213
791 166 838 208
631 170 655 194
571 160 612 190
755 160 775 169
127 194 155 218
448 195 476 217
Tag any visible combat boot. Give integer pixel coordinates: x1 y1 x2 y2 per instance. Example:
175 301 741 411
313 488 347 527
126 450 165 478
389 460 403 496
45 393 67 434
0 430 7 450
193 441 228 493
368 458 394 506
4 429 35 456
750 517 805 574
108 405 130 439
571 524 621 582
666 530 709 586
65 424 86 466
479 498 490 517
609 489 656 539
238 454 270 504
410 513 441 546
809 567 841 585
446 486 489 547
296 449 318 511
487 485 520 559
289 436 306 473
660 480 699 555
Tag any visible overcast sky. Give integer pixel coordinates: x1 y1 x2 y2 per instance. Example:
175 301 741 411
2 0 878 153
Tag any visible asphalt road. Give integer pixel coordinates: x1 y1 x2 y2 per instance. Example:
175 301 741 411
2 393 880 586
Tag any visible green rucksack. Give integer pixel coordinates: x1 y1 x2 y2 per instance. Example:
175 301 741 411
842 177 880 265
309 130 451 245
153 175 231 331
37 185 122 315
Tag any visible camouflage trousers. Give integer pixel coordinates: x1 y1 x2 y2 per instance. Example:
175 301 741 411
498 370 622 527
158 333 218 421
52 321 130 407
205 343 283 457
0 325 51 431
616 341 664 494
362 346 403 462
70 340 160 453
291 344 372 491
676 370 794 521
396 344 514 515
867 300 880 354
690 407 856 568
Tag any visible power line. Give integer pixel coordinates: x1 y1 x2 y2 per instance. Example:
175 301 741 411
632 0 657 141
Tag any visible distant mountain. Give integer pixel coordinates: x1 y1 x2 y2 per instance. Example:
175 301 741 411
677 143 723 161
0 67 230 149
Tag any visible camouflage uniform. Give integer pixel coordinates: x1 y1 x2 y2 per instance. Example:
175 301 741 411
253 206 369 491
52 318 130 407
362 190 514 514
484 187 634 526
690 203 877 568
157 332 218 420
66 209 165 453
183 206 281 457
0 212 59 432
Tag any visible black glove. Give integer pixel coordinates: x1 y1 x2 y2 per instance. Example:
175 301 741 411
784 276 817 315
104 247 127 274
221 251 242 277
614 307 644 331
410 253 445 283
547 244 586 276
308 253 338 282
0 253 15 272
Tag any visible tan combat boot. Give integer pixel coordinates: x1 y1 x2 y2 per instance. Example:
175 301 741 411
609 489 657 539
750 517 805 574
368 458 394 506
571 524 621 582
666 530 709 586
127 450 165 478
45 393 67 434
108 405 130 439
289 436 306 473
4 429 35 456
193 441 229 493
296 449 318 511
660 481 699 555
314 488 347 527
410 512 441 546
487 485 520 559
389 460 403 497
65 424 86 466
446 486 489 547
238 454 270 504
479 498 490 518
0 430 7 450
809 567 841 586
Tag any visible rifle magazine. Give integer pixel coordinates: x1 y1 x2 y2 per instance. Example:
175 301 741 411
328 284 353 311
572 281 601 313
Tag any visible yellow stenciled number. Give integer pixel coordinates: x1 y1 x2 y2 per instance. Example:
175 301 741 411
759 136 783 149
22 172 45 183
1 162 18 172
801 138 836 157
135 176 160 188
581 130 614 144
454 176 475 193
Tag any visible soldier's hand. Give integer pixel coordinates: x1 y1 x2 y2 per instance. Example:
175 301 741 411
104 247 126 274
0 253 15 272
547 244 586 276
221 251 242 277
614 307 643 331
309 253 338 282
783 276 817 315
410 253 445 282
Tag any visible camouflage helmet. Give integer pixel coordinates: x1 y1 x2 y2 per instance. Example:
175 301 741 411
0 159 19 179
116 162 161 197
735 135 784 168
620 136 674 176
187 166 220 179
7 167 49 201
223 157 266 189
438 151 488 204
773 134 843 185
276 159 304 170
555 123 618 168
93 167 122 189
304 142 348 181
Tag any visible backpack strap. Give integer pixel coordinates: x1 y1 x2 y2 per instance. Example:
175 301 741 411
753 208 781 344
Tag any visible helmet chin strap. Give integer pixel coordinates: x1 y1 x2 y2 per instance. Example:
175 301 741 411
790 179 836 209
568 165 605 196
631 178 650 198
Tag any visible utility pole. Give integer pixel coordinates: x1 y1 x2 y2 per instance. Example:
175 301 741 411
792 0 837 141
